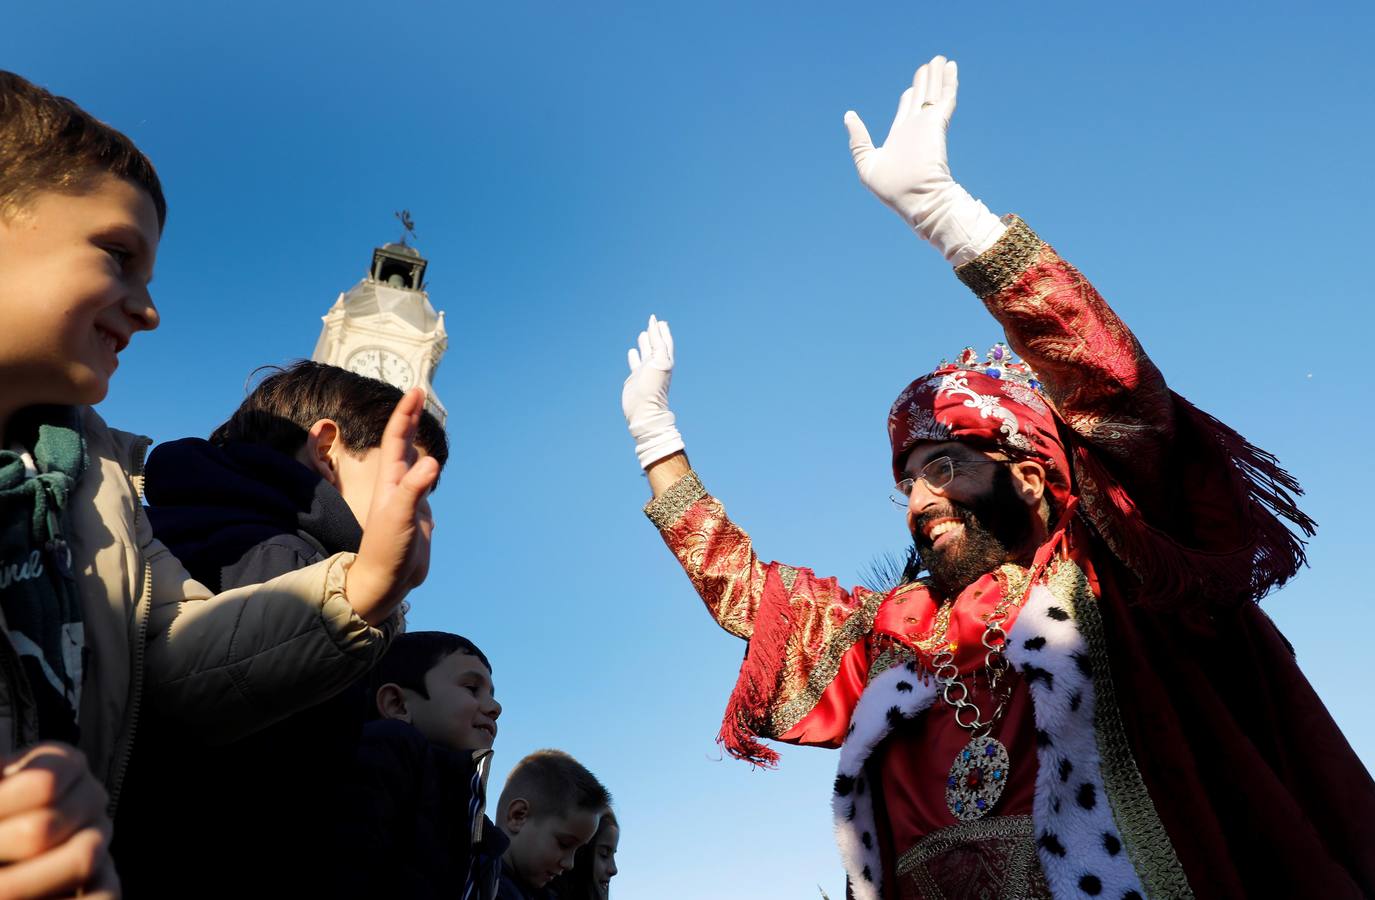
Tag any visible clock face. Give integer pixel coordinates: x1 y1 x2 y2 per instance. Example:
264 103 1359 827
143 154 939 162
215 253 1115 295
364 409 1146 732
346 347 414 390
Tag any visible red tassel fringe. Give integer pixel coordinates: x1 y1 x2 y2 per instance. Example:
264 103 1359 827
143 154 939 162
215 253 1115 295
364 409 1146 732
1071 391 1315 608
716 569 797 767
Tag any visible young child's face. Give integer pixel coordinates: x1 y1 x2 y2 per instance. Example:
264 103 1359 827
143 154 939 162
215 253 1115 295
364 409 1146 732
505 805 601 889
405 651 500 752
0 176 160 415
591 821 619 899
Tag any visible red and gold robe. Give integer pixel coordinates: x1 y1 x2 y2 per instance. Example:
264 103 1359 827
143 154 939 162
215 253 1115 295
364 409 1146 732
645 218 1375 900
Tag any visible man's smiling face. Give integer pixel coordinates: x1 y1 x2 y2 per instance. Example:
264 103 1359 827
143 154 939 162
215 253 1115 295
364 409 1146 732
901 440 1039 596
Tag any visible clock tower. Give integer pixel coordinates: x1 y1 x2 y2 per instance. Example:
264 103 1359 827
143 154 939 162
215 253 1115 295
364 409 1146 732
312 242 449 425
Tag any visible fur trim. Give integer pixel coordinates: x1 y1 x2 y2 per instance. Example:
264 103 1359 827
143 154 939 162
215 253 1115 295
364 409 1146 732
1006 583 1145 899
831 663 938 900
830 580 1150 900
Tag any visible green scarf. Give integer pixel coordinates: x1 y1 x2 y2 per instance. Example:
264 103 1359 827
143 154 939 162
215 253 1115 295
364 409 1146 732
0 406 88 743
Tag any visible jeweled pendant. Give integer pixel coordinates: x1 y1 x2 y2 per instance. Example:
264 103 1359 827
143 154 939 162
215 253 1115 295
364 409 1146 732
945 735 1010 821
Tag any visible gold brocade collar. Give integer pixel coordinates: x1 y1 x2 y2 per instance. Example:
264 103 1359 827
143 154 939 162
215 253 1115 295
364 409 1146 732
868 563 1034 681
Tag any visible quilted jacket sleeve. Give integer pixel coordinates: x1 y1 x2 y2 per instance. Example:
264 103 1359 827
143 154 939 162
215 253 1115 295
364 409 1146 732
139 511 393 744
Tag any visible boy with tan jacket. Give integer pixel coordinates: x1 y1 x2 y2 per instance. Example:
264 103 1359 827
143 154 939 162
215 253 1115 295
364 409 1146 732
0 71 438 896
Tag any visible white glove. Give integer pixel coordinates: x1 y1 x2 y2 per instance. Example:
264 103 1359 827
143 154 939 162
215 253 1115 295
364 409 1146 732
844 56 1005 266
622 315 684 469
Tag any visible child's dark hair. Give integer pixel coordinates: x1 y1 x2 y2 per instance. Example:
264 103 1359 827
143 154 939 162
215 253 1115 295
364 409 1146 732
372 631 490 711
209 360 448 468
499 750 612 820
1 71 166 229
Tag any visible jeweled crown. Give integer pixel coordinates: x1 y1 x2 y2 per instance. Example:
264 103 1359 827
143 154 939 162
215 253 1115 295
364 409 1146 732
942 343 1042 390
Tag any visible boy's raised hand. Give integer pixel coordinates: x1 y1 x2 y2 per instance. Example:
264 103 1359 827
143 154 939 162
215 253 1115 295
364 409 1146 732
0 743 120 898
346 388 440 626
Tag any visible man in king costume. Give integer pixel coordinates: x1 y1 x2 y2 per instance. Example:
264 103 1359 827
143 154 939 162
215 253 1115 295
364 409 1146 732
619 57 1375 899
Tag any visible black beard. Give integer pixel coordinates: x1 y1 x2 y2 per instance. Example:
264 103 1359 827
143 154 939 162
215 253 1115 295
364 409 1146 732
911 466 1035 597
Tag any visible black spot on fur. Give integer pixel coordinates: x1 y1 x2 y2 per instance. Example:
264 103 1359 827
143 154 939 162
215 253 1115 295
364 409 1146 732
1024 664 1054 690
1077 783 1097 810
896 680 913 692
1052 798 1061 813
1123 892 1143 900
1038 833 1066 857
861 831 872 849
1070 690 1083 712
1059 759 1073 783
1046 606 1069 621
1073 651 1093 678
887 706 904 727
1103 833 1121 856
834 774 854 797
1036 729 1052 747
861 865 872 882
846 803 856 821
847 723 856 736
1079 874 1102 895
1023 636 1047 650
906 660 919 672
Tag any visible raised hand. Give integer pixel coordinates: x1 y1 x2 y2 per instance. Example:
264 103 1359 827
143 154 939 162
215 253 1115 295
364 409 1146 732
622 315 684 470
345 388 440 626
844 56 1003 264
0 743 121 898
845 55 959 224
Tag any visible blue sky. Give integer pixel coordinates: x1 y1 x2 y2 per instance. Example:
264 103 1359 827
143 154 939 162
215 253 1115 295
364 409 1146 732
6 1 1373 895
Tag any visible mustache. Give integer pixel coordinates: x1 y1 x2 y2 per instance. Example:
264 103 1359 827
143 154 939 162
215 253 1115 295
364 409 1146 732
910 504 968 544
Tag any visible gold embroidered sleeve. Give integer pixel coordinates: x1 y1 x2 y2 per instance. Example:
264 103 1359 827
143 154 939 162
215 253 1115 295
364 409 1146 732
767 585 884 739
646 471 765 639
645 470 707 529
955 215 1044 299
957 216 1176 478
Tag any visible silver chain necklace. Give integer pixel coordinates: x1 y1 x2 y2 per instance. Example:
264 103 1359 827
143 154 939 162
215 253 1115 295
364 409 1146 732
930 583 1022 821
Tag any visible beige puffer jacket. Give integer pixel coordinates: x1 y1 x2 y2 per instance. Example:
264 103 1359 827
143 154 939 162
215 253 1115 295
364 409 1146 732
0 407 393 814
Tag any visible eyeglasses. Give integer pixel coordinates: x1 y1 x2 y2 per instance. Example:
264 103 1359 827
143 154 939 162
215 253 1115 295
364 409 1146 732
889 455 1001 507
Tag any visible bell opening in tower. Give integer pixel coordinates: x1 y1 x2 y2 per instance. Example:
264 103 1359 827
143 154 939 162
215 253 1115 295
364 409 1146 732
376 257 420 290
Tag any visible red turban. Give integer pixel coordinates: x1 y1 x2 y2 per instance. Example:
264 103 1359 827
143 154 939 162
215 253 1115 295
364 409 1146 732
887 344 1073 514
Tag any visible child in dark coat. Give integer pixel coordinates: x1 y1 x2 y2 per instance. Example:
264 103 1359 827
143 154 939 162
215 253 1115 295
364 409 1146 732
335 631 509 899
114 362 448 896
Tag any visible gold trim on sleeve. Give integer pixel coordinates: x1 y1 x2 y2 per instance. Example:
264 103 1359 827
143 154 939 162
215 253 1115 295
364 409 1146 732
644 470 708 529
777 564 800 592
955 216 1044 299
867 640 919 683
767 588 885 737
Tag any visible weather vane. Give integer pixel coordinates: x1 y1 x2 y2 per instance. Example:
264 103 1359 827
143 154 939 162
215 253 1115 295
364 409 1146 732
395 209 418 247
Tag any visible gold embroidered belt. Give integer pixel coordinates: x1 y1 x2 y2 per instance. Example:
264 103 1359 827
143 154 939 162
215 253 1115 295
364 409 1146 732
894 815 1052 900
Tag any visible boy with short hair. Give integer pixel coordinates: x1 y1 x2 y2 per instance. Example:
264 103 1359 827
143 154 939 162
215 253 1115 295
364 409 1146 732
496 750 612 900
147 359 448 591
332 631 507 899
0 71 437 895
116 361 449 895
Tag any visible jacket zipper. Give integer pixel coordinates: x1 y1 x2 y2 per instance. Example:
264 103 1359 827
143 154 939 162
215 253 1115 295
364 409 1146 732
105 436 152 817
